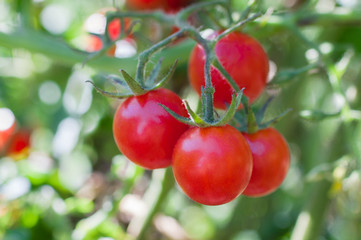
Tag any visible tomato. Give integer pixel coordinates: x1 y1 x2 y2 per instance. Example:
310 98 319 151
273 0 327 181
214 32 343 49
172 125 253 205
164 0 193 12
113 88 189 169
126 0 193 12
6 130 31 160
0 108 16 152
188 32 269 109
85 9 132 56
125 0 164 10
242 128 290 197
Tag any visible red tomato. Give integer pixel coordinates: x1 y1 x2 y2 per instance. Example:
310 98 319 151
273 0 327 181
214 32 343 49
113 88 189 169
164 0 193 12
172 125 253 205
0 108 16 152
6 130 31 160
85 9 131 56
126 0 193 12
125 0 164 10
242 128 290 197
188 32 269 109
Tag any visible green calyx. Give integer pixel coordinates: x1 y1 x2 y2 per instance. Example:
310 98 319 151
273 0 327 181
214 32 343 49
87 59 178 99
234 96 292 134
161 89 244 128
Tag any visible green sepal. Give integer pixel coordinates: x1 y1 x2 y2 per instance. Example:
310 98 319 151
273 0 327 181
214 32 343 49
120 69 147 95
183 100 208 127
150 59 179 90
145 57 163 88
213 90 243 126
86 80 133 99
260 108 293 128
159 104 198 127
256 97 274 125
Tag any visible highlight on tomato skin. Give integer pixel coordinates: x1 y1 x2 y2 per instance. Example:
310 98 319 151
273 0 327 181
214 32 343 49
188 31 269 110
242 128 290 197
0 108 16 152
112 88 190 170
172 125 253 205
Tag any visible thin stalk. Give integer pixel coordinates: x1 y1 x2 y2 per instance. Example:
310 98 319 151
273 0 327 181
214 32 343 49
134 29 187 85
215 13 262 42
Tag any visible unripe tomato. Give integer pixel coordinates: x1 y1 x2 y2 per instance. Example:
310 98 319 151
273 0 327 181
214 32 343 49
188 32 269 109
172 125 253 205
242 128 290 197
0 108 16 152
113 88 189 169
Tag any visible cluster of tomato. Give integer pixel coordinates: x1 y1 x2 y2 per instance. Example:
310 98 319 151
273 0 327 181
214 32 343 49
89 0 290 206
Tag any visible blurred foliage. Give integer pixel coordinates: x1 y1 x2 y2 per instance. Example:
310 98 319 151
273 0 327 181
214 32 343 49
1 0 361 240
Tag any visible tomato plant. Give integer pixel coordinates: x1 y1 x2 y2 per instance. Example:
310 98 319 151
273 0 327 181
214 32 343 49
113 88 189 169
172 125 253 205
242 128 290 197
188 32 269 109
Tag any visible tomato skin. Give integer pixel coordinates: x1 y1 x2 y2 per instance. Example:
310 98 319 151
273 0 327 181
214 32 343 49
113 88 189 169
242 128 290 197
172 125 253 205
126 0 193 12
188 32 269 110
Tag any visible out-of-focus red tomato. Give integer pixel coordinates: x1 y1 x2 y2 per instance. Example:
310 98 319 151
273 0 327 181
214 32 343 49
85 8 133 56
0 108 16 152
7 130 31 160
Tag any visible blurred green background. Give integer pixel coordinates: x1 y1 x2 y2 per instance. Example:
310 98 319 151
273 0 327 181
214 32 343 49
1 0 361 239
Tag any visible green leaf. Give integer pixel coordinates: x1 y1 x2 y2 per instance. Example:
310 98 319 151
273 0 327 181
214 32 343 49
86 80 133 99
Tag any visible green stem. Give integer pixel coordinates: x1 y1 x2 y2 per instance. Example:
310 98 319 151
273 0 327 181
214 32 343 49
137 167 175 240
135 29 187 85
215 13 262 42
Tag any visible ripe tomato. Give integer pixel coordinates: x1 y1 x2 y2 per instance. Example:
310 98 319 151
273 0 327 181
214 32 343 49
126 0 193 12
113 88 189 169
0 108 16 152
85 9 132 56
164 0 193 12
188 32 269 109
242 128 290 197
172 125 253 205
6 129 31 160
125 0 164 11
